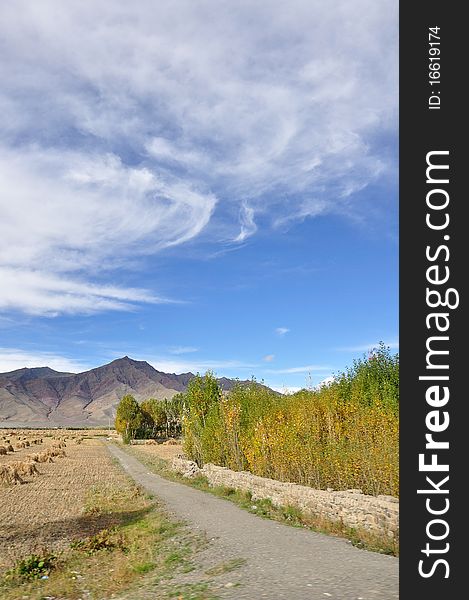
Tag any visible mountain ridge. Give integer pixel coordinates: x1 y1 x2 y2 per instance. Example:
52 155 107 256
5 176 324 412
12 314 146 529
0 356 265 427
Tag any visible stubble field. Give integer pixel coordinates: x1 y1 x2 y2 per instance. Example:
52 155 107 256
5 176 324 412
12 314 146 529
0 430 219 600
0 432 129 570
130 439 183 461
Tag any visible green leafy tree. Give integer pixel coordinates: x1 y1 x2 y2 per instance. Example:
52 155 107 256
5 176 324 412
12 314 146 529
140 398 166 438
183 372 221 466
335 342 399 413
115 394 143 443
162 393 185 437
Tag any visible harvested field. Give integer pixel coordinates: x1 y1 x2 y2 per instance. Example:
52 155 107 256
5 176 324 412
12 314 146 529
130 440 183 462
0 441 47 465
0 437 134 571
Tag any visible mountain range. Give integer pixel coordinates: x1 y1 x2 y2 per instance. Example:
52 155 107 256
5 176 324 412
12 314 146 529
0 356 259 427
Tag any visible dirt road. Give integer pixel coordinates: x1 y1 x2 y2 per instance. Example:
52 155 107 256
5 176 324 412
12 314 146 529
108 444 398 600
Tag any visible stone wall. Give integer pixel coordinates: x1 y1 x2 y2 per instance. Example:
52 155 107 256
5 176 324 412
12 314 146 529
171 457 399 539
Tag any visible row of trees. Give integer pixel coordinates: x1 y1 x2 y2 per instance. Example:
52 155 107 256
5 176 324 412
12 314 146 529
114 344 399 496
182 344 399 497
115 394 184 443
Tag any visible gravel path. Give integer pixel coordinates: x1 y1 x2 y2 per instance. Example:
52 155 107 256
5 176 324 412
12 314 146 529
108 444 398 600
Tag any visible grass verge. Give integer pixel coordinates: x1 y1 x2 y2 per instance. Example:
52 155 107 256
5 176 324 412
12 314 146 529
122 444 398 557
0 477 217 599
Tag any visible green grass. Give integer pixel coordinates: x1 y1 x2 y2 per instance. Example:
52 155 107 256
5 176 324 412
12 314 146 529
166 581 213 599
123 444 398 557
133 560 156 574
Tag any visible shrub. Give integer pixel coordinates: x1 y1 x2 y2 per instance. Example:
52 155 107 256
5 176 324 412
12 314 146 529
5 553 57 580
70 529 126 554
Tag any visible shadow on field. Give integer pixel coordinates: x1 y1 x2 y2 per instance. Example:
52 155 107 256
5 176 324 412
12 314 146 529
1 505 152 553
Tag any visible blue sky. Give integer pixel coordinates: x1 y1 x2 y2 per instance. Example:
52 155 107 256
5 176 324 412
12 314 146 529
0 1 398 391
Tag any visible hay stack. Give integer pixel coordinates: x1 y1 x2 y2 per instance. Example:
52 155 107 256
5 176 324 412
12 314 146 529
12 461 40 477
37 452 54 463
0 464 24 485
26 453 40 462
45 448 66 459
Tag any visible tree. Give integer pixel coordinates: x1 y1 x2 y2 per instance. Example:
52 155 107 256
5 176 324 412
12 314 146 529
162 393 185 437
115 394 143 443
183 372 222 466
140 398 166 438
185 372 221 426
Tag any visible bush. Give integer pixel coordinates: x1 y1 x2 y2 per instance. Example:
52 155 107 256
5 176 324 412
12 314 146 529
70 528 126 554
6 553 57 580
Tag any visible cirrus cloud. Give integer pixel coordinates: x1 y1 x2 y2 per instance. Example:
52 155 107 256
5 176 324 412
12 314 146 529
0 0 397 316
0 267 173 316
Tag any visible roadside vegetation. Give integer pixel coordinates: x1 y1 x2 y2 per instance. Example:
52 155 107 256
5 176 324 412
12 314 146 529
185 344 398 497
123 444 398 556
117 343 398 498
2 483 214 599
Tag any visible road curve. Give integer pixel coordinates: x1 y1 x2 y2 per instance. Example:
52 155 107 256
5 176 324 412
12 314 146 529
108 444 398 600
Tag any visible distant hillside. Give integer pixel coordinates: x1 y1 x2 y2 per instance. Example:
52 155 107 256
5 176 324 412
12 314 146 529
0 356 263 427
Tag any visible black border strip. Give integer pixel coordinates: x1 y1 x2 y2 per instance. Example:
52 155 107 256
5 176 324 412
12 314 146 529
400 2 463 596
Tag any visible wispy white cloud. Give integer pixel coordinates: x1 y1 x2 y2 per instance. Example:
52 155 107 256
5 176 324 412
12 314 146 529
0 147 216 270
0 348 90 373
233 203 257 243
275 327 290 337
169 346 199 355
0 145 215 315
0 267 172 316
0 0 397 316
146 137 209 170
